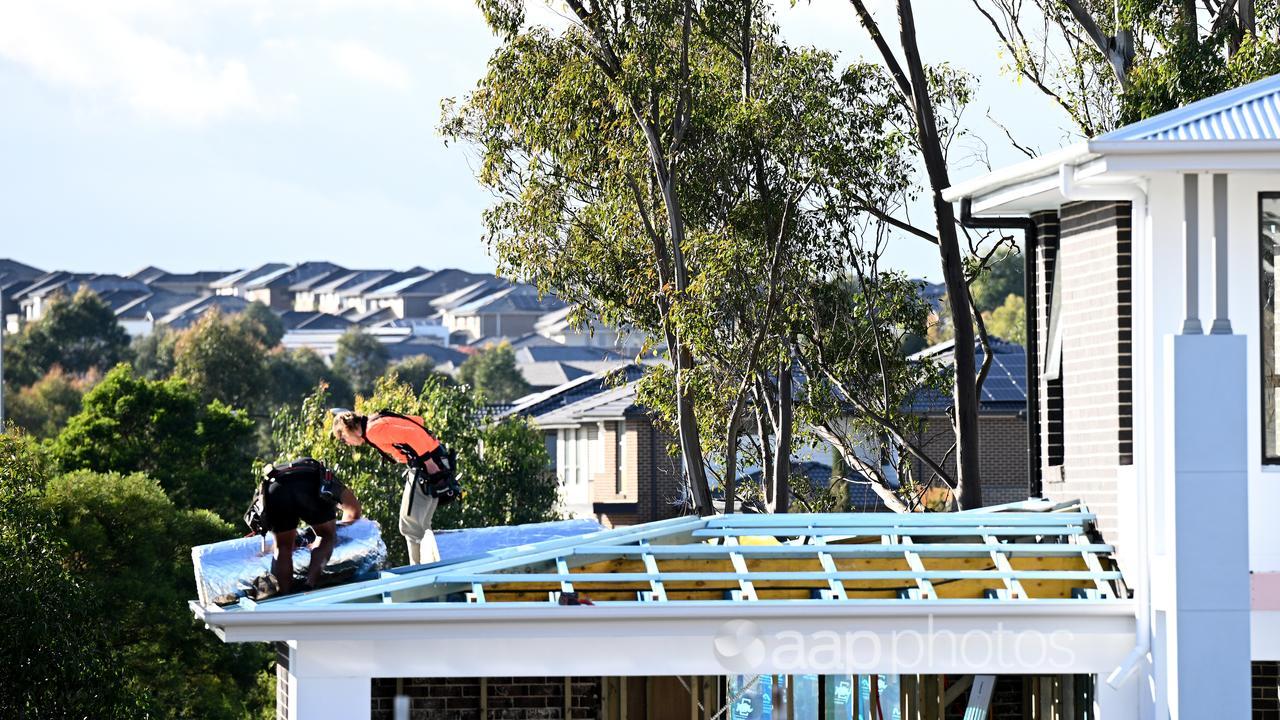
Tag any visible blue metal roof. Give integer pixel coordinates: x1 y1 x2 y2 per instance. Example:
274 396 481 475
1096 72 1280 142
237 502 1124 610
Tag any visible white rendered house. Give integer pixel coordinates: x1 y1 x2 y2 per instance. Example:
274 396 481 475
945 72 1280 719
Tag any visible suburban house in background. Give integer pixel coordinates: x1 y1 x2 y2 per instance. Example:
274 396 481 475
908 338 1031 508
944 72 1280 718
127 267 229 296
361 268 493 319
239 262 345 311
442 283 567 341
210 262 288 298
525 380 685 527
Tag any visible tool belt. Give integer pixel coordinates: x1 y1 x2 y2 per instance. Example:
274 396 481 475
411 447 460 505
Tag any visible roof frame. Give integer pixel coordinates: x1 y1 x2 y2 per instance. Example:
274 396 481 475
206 506 1124 613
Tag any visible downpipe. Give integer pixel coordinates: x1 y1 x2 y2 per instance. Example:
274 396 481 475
1058 164 1152 690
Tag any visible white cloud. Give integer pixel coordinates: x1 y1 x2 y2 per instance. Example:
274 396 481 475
0 0 263 124
330 41 412 92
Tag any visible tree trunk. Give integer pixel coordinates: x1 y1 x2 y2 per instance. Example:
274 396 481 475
1240 0 1256 38
754 387 775 510
675 348 714 515
897 0 983 509
1180 0 1198 42
651 156 714 517
771 355 793 514
723 394 746 514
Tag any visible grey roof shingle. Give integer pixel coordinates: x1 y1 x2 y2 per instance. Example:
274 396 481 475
531 380 643 426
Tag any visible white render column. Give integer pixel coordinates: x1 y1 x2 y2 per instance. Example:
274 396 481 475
1093 668 1140 719
1161 334 1250 718
287 642 372 719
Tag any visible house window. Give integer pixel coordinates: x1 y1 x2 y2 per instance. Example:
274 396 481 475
559 429 574 485
575 427 589 485
1260 193 1280 462
544 433 557 471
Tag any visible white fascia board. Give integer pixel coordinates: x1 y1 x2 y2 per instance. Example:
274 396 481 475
1087 139 1280 154
948 139 1280 211
211 601 1136 678
967 171 1063 215
1089 149 1280 173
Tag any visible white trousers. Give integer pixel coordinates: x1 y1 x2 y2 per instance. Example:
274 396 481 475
398 473 440 565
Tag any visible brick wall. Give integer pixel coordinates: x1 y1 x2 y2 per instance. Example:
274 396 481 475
554 415 685 529
371 677 601 720
591 422 633 505
1258 662 1280 720
1038 202 1133 543
911 414 1029 507
1035 211 1065 470
275 642 289 720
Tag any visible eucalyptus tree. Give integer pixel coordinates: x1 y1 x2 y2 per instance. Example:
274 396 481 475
454 0 912 514
836 0 988 508
970 0 1280 135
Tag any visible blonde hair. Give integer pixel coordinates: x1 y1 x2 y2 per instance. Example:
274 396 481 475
331 411 364 441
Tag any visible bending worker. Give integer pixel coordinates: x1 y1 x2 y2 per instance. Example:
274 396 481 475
258 459 362 596
331 409 450 565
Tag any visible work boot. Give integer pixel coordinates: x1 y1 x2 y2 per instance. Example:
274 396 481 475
247 573 281 601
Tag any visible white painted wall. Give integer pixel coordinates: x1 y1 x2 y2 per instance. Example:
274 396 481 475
1134 171 1280 575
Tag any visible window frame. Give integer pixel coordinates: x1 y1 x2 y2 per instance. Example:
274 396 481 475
1259 192 1280 464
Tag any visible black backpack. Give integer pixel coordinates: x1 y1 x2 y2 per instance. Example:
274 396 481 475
243 458 341 535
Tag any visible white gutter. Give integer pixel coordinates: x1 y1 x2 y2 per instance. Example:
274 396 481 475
945 139 1280 209
193 597 1137 632
1057 164 1153 690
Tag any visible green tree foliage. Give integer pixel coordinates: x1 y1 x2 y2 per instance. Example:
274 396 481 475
983 293 1027 346
333 328 389 397
266 375 559 567
51 364 255 521
449 0 912 513
1120 5 1280 124
238 301 285 347
173 311 270 410
972 0 1280 134
132 326 179 380
970 252 1025 313
42 470 272 720
4 367 95 438
456 343 531 403
3 287 131 387
391 355 454 397
0 433 144 718
267 347 354 409
792 271 951 511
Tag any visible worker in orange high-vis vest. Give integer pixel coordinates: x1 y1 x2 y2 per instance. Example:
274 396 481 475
330 409 452 565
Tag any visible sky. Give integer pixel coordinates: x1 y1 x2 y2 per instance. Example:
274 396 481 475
0 0 1080 281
